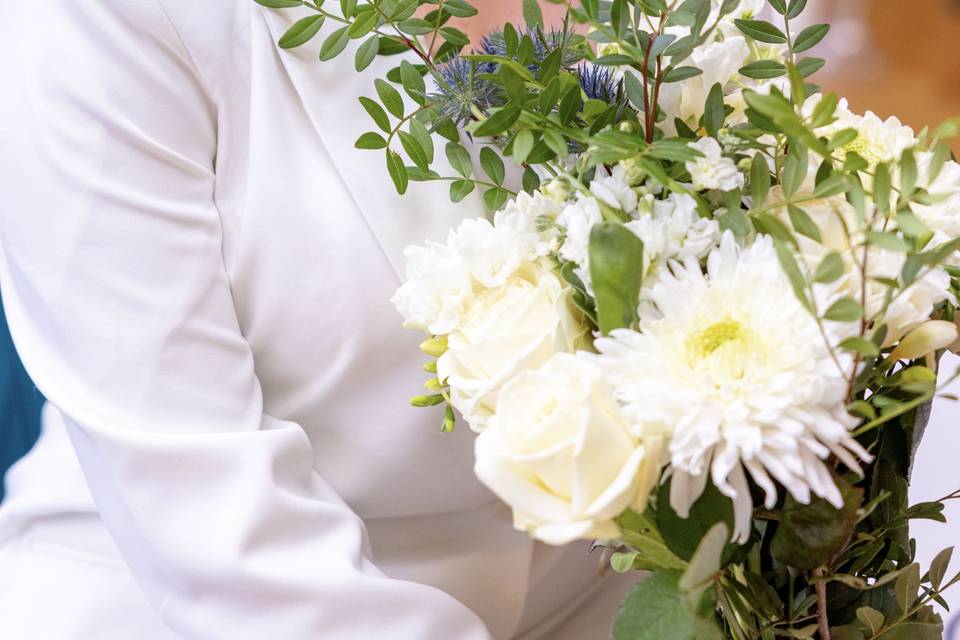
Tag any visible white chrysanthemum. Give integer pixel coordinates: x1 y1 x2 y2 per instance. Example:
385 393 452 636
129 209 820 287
391 241 474 335
594 234 871 542
686 137 745 192
590 165 639 214
912 154 960 265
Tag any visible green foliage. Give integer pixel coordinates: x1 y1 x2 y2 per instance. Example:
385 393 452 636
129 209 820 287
589 222 645 335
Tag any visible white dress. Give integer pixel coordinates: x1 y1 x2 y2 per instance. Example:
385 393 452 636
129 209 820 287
0 1 635 638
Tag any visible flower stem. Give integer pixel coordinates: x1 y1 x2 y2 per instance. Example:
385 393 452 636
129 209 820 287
813 567 831 640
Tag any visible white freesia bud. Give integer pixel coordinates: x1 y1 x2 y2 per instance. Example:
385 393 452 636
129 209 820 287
890 320 958 361
686 137 744 192
437 267 586 430
541 178 570 203
474 353 661 545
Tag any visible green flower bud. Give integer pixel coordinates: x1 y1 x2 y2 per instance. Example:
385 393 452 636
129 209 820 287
424 377 444 391
410 393 446 408
441 405 456 433
419 336 448 357
423 360 438 373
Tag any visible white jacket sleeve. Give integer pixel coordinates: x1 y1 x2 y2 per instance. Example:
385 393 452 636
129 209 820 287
0 2 492 638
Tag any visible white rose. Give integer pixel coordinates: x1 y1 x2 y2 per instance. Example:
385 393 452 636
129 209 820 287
686 137 744 192
391 242 473 335
912 154 960 265
438 267 585 430
474 353 662 545
590 165 639 214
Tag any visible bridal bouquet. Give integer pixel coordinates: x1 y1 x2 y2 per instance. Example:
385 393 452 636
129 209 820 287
263 0 960 637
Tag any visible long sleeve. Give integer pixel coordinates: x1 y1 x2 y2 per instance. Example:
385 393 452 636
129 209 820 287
0 2 493 638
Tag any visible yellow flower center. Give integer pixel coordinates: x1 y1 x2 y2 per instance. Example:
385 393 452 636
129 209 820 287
687 319 749 359
841 136 883 166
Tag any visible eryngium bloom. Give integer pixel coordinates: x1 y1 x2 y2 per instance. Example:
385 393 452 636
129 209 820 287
431 57 504 125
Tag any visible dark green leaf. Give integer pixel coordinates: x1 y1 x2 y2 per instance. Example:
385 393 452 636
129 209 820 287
786 0 808 18
444 0 478 18
346 9 378 39
796 57 826 77
439 26 469 48
734 19 788 44
838 336 880 357
398 131 428 170
589 223 645 335
408 118 433 165
794 23 829 52
479 146 505 185
474 106 521 137
739 60 787 80
656 477 736 562
750 153 771 207
768 0 787 14
663 66 703 82
719 208 752 237
612 571 697 640
771 472 863 570
399 60 426 104
703 83 725 137
522 0 544 29
397 18 434 36
483 186 510 211
522 166 540 193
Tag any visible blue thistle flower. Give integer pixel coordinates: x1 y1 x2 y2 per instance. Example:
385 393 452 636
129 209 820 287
577 64 620 104
431 57 504 125
480 27 581 69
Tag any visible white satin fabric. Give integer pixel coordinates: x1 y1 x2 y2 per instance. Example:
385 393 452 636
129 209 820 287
0 1 635 638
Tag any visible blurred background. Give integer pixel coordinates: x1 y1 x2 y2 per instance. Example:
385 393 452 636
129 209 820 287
0 0 958 632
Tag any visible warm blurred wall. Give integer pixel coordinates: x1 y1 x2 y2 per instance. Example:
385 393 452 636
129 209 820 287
812 0 960 147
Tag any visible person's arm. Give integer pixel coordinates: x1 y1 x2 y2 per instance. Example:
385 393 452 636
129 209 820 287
0 2 492 638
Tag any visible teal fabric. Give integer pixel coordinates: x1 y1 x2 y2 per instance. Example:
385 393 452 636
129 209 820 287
0 290 44 503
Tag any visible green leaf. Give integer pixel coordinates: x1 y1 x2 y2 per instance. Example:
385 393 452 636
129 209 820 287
398 131 428 170
774 239 813 313
771 472 863 570
522 0 544 29
814 173 848 198
734 19 788 44
929 546 953 589
750 153 771 207
719 208 752 237
473 106 521 137
522 166 540 193
839 336 880 357
354 131 387 150
739 60 787 80
409 118 433 164
542 129 568 159
702 83 725 137
856 607 884 635
810 92 838 128
479 146 505 185
788 204 822 242
399 60 426 104
439 26 470 48
354 36 379 71
663 66 704 82
900 147 918 197
753 212 798 247
255 0 302 7
796 57 826 77
375 79 404 118
794 23 829 52
786 0 808 18
319 26 351 61
385 149 408 195
823 297 864 322
279 14 325 49
444 0 478 18
340 0 358 19
882 622 943 640
657 477 736 562
782 145 809 199
449 179 475 202
866 231 910 253
558 84 581 125
445 142 473 177
894 563 921 613
512 129 535 165
483 186 510 211
589 223 645 335
814 252 845 283
346 9 378 39
359 96 390 132
768 0 787 14
612 571 697 640
397 18 434 36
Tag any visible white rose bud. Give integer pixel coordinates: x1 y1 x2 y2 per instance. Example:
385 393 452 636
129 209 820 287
890 320 958 361
474 353 661 545
437 267 585 430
